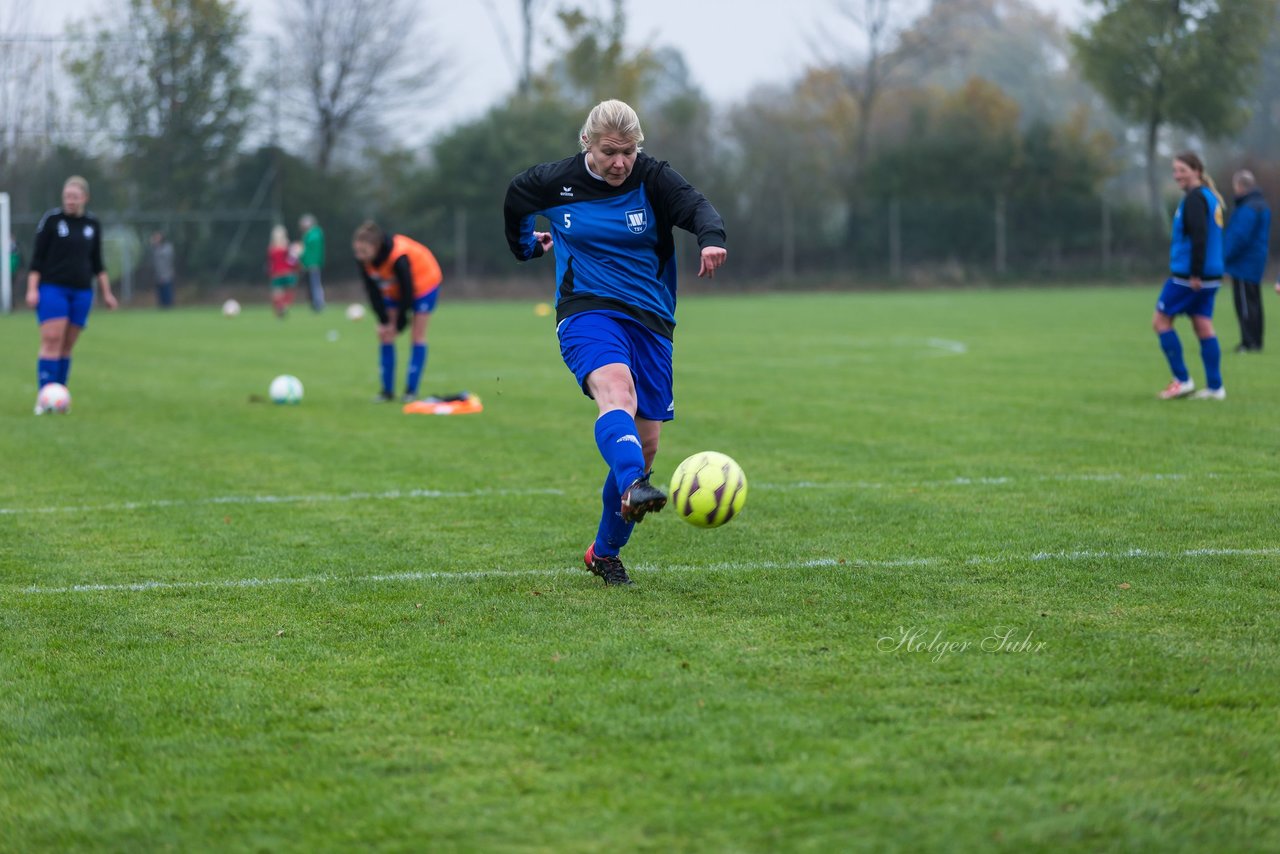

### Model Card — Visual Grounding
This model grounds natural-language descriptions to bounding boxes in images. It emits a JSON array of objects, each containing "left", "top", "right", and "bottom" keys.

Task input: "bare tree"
[
  {"left": 823, "top": 0, "right": 932, "bottom": 180},
  {"left": 276, "top": 0, "right": 450, "bottom": 172},
  {"left": 481, "top": 0, "right": 550, "bottom": 95}
]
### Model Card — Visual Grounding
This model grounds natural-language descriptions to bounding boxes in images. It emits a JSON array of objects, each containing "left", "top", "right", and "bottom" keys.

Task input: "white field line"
[
  {"left": 757, "top": 472, "right": 1215, "bottom": 491},
  {"left": 753, "top": 337, "right": 969, "bottom": 365},
  {"left": 18, "top": 548, "right": 1280, "bottom": 596},
  {"left": 0, "top": 472, "right": 1226, "bottom": 517},
  {"left": 920, "top": 337, "right": 968, "bottom": 355},
  {"left": 0, "top": 487, "right": 565, "bottom": 516}
]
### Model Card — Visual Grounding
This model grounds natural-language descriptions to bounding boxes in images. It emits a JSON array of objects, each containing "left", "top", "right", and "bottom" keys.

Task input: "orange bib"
[{"left": 362, "top": 234, "right": 442, "bottom": 301}]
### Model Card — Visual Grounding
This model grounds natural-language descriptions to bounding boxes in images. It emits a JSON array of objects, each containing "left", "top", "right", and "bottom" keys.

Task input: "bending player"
[{"left": 352, "top": 221, "right": 444, "bottom": 402}]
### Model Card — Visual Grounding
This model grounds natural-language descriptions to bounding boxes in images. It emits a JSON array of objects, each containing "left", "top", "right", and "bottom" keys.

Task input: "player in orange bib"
[{"left": 353, "top": 221, "right": 443, "bottom": 402}]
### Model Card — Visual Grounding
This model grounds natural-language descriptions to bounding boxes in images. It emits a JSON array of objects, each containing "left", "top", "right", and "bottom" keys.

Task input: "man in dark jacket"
[{"left": 1224, "top": 170, "right": 1271, "bottom": 352}]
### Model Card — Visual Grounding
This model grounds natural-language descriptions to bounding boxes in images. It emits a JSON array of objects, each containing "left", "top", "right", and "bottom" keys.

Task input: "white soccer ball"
[
  {"left": 346, "top": 303, "right": 366, "bottom": 321},
  {"left": 669, "top": 451, "right": 748, "bottom": 528},
  {"left": 222, "top": 299, "right": 242, "bottom": 317},
  {"left": 269, "top": 374, "right": 304, "bottom": 405},
  {"left": 36, "top": 383, "right": 72, "bottom": 415}
]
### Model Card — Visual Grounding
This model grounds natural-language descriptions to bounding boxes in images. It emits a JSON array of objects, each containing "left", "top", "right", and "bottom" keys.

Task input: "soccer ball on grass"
[
  {"left": 269, "top": 375, "right": 304, "bottom": 404},
  {"left": 222, "top": 299, "right": 241, "bottom": 317},
  {"left": 36, "top": 383, "right": 72, "bottom": 415},
  {"left": 669, "top": 451, "right": 747, "bottom": 528}
]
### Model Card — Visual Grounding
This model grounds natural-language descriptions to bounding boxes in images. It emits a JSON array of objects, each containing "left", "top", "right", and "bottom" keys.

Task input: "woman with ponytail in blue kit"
[{"left": 1154, "top": 151, "right": 1227, "bottom": 401}]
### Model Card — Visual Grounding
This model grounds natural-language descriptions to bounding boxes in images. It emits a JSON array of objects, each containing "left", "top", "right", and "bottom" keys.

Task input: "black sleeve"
[
  {"left": 503, "top": 163, "right": 551, "bottom": 261},
  {"left": 653, "top": 163, "right": 726, "bottom": 249},
  {"left": 1183, "top": 191, "right": 1209, "bottom": 278},
  {"left": 388, "top": 256, "right": 413, "bottom": 331},
  {"left": 29, "top": 211, "right": 55, "bottom": 274},
  {"left": 359, "top": 263, "right": 389, "bottom": 324},
  {"left": 392, "top": 256, "right": 415, "bottom": 317},
  {"left": 89, "top": 215, "right": 105, "bottom": 275}
]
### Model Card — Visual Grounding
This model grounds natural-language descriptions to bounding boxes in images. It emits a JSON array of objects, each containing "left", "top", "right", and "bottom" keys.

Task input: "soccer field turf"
[{"left": 2, "top": 288, "right": 1278, "bottom": 851}]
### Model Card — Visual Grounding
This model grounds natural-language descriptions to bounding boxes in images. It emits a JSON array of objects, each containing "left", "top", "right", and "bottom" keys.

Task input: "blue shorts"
[
  {"left": 385, "top": 288, "right": 439, "bottom": 314},
  {"left": 558, "top": 311, "right": 674, "bottom": 421},
  {"left": 37, "top": 284, "right": 94, "bottom": 327},
  {"left": 1156, "top": 278, "right": 1219, "bottom": 318}
]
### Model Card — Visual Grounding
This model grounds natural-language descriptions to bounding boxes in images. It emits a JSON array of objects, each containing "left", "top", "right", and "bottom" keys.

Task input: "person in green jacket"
[{"left": 298, "top": 213, "right": 326, "bottom": 312}]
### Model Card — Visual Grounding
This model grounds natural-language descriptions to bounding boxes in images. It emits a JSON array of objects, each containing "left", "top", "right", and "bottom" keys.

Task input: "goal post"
[{"left": 1, "top": 193, "right": 10, "bottom": 314}]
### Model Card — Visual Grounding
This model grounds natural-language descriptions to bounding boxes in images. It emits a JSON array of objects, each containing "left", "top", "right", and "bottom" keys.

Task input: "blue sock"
[
  {"left": 38, "top": 358, "right": 58, "bottom": 388},
  {"left": 594, "top": 409, "right": 647, "bottom": 496},
  {"left": 379, "top": 343, "right": 395, "bottom": 395},
  {"left": 57, "top": 358, "right": 71, "bottom": 386},
  {"left": 593, "top": 471, "right": 635, "bottom": 557},
  {"left": 1158, "top": 330, "right": 1189, "bottom": 382},
  {"left": 406, "top": 343, "right": 427, "bottom": 395},
  {"left": 1200, "top": 336, "right": 1222, "bottom": 390}
]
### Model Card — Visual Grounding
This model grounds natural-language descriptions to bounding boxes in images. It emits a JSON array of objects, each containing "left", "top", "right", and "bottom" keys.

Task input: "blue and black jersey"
[
  {"left": 1170, "top": 186, "right": 1224, "bottom": 282},
  {"left": 504, "top": 151, "right": 726, "bottom": 339},
  {"left": 29, "top": 208, "right": 105, "bottom": 289}
]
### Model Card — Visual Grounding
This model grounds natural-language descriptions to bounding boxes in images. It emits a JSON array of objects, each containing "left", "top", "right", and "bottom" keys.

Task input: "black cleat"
[
  {"left": 584, "top": 543, "right": 634, "bottom": 586},
  {"left": 620, "top": 475, "right": 667, "bottom": 523},
  {"left": 373, "top": 390, "right": 394, "bottom": 403}
]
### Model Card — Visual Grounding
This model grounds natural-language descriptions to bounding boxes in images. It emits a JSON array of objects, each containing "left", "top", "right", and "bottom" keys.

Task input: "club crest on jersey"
[
  {"left": 57, "top": 220, "right": 69, "bottom": 238},
  {"left": 625, "top": 208, "right": 648, "bottom": 234}
]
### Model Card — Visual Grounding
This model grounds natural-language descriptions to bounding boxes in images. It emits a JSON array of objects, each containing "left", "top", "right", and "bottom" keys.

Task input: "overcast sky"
[{"left": 23, "top": 0, "right": 1086, "bottom": 140}]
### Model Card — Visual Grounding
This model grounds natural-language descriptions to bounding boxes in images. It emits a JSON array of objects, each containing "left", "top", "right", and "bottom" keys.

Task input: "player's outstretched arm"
[{"left": 504, "top": 163, "right": 553, "bottom": 261}]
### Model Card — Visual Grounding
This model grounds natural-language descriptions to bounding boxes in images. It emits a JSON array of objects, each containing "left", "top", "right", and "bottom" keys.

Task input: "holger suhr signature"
[{"left": 877, "top": 626, "right": 1047, "bottom": 662}]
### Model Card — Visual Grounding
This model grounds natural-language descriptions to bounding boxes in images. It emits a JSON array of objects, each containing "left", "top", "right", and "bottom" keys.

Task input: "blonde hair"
[
  {"left": 63, "top": 175, "right": 90, "bottom": 196},
  {"left": 270, "top": 225, "right": 289, "bottom": 248},
  {"left": 579, "top": 99, "right": 644, "bottom": 151}
]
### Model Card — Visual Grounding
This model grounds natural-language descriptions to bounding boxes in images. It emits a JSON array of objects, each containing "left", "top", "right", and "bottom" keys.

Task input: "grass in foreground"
[{"left": 1, "top": 287, "right": 1278, "bottom": 851}]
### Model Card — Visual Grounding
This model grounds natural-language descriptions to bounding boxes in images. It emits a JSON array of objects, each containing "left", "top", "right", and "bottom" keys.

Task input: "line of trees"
[{"left": 1, "top": 0, "right": 1277, "bottom": 298}]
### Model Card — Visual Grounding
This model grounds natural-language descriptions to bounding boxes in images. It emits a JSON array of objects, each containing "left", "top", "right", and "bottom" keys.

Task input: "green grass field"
[{"left": 2, "top": 288, "right": 1278, "bottom": 851}]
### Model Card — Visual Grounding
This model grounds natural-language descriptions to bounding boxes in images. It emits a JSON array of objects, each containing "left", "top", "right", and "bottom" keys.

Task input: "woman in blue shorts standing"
[
  {"left": 26, "top": 175, "right": 118, "bottom": 413},
  {"left": 504, "top": 99, "right": 728, "bottom": 586},
  {"left": 1154, "top": 152, "right": 1227, "bottom": 401}
]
